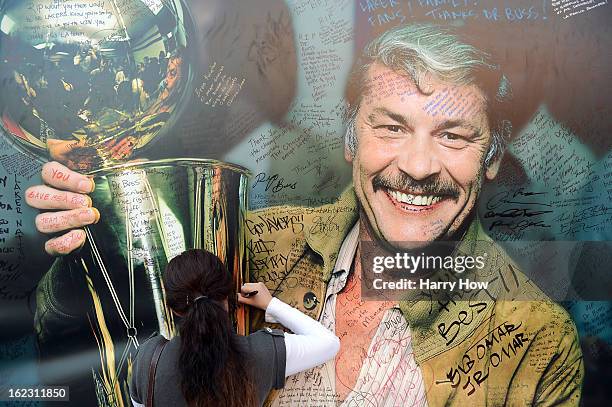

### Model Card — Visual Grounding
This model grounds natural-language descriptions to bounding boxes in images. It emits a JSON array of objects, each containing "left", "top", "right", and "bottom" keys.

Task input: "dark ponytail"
[{"left": 164, "top": 249, "right": 257, "bottom": 407}]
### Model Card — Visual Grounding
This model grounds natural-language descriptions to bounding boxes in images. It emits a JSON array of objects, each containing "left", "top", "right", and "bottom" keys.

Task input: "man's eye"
[
  {"left": 441, "top": 132, "right": 462, "bottom": 141},
  {"left": 439, "top": 132, "right": 471, "bottom": 149},
  {"left": 378, "top": 125, "right": 402, "bottom": 133}
]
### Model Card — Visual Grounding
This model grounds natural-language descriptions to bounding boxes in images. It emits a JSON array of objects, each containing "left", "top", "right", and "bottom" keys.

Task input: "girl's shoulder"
[
  {"left": 244, "top": 328, "right": 286, "bottom": 391},
  {"left": 134, "top": 334, "right": 168, "bottom": 362}
]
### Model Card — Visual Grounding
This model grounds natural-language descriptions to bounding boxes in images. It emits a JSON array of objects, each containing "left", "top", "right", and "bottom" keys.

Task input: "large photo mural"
[{"left": 0, "top": 0, "right": 610, "bottom": 406}]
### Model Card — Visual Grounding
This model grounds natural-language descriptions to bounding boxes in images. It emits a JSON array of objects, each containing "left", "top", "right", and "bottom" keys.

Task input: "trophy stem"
[{"left": 144, "top": 258, "right": 172, "bottom": 339}]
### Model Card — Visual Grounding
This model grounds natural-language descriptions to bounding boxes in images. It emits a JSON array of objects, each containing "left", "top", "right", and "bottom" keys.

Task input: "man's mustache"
[{"left": 372, "top": 173, "right": 460, "bottom": 200}]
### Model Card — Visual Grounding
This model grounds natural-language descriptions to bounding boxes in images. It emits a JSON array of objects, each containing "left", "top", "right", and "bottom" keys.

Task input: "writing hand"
[{"left": 237, "top": 282, "right": 273, "bottom": 311}]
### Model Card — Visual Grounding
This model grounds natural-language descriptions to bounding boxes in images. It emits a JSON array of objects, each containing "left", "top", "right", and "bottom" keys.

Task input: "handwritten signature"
[
  {"left": 486, "top": 188, "right": 550, "bottom": 210},
  {"left": 253, "top": 172, "right": 297, "bottom": 193},
  {"left": 485, "top": 188, "right": 553, "bottom": 232}
]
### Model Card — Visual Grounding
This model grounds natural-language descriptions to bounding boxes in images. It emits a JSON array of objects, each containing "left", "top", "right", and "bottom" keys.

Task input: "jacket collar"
[
  {"left": 396, "top": 215, "right": 497, "bottom": 362},
  {"left": 303, "top": 186, "right": 359, "bottom": 282}
]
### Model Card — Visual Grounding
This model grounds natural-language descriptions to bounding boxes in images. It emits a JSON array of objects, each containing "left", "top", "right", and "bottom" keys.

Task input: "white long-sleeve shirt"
[{"left": 265, "top": 297, "right": 340, "bottom": 377}]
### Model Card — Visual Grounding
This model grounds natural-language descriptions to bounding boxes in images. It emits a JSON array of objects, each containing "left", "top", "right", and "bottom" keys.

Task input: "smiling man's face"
[{"left": 347, "top": 63, "right": 501, "bottom": 247}]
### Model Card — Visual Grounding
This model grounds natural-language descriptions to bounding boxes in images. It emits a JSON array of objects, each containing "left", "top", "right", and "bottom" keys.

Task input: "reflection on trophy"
[
  {"left": 0, "top": 0, "right": 193, "bottom": 171},
  {"left": 0, "top": 1, "right": 250, "bottom": 405}
]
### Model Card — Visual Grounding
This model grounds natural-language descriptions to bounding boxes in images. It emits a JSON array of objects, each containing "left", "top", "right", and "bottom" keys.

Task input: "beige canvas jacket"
[{"left": 247, "top": 187, "right": 583, "bottom": 406}]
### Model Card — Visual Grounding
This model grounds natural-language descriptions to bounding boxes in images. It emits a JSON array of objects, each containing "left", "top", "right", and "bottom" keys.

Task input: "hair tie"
[
  {"left": 193, "top": 295, "right": 208, "bottom": 304},
  {"left": 186, "top": 295, "right": 209, "bottom": 306}
]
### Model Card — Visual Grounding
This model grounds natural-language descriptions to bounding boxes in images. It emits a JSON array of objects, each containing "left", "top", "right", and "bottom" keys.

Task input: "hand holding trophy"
[{"left": 0, "top": 1, "right": 249, "bottom": 405}]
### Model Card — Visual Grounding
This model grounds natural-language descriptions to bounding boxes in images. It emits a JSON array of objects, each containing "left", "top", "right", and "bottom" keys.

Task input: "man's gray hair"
[{"left": 344, "top": 24, "right": 512, "bottom": 166}]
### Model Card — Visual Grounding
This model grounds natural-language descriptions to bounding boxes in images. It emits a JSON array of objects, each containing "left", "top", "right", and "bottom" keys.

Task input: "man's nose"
[{"left": 396, "top": 136, "right": 442, "bottom": 180}]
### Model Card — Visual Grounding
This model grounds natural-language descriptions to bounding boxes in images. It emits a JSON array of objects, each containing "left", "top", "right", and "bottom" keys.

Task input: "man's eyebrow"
[
  {"left": 434, "top": 119, "right": 482, "bottom": 134},
  {"left": 367, "top": 107, "right": 413, "bottom": 128}
]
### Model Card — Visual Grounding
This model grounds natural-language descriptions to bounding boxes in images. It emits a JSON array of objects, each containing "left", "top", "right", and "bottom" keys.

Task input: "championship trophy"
[{"left": 0, "top": 1, "right": 249, "bottom": 405}]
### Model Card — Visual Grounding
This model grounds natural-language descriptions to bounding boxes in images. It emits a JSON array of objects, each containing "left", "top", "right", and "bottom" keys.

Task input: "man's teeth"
[{"left": 387, "top": 189, "right": 442, "bottom": 206}]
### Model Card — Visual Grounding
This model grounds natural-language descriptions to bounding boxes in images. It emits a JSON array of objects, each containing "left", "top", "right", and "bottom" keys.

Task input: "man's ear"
[
  {"left": 344, "top": 144, "right": 354, "bottom": 163},
  {"left": 485, "top": 154, "right": 502, "bottom": 180}
]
